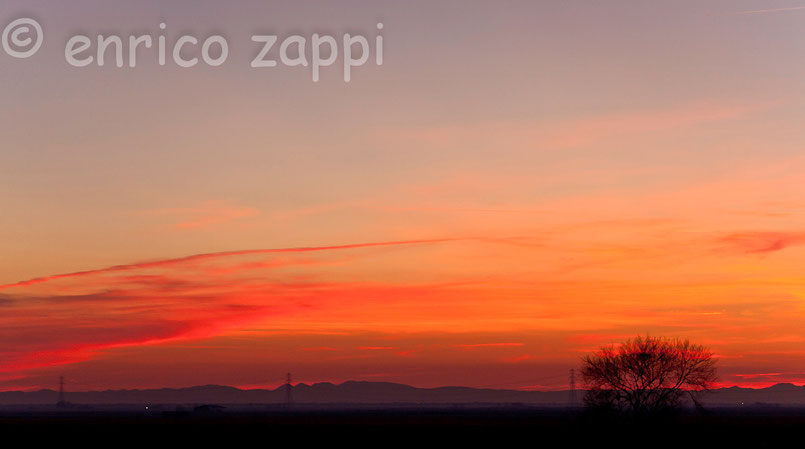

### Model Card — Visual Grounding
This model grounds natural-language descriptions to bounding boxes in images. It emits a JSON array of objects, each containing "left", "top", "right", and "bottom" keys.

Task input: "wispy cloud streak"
[
  {"left": 734, "top": 6, "right": 805, "bottom": 15},
  {"left": 0, "top": 239, "right": 459, "bottom": 291}
]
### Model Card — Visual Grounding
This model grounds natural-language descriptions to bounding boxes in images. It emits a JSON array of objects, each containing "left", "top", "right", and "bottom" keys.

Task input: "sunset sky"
[{"left": 3, "top": 0, "right": 805, "bottom": 392}]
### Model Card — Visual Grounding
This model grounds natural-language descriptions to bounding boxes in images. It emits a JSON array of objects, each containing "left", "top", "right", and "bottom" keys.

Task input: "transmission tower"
[
  {"left": 285, "top": 373, "right": 293, "bottom": 408},
  {"left": 57, "top": 376, "right": 67, "bottom": 408},
  {"left": 569, "top": 369, "right": 578, "bottom": 409}
]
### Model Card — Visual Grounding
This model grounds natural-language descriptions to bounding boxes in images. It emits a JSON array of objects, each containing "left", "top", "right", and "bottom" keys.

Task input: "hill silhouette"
[{"left": 1, "top": 381, "right": 803, "bottom": 406}]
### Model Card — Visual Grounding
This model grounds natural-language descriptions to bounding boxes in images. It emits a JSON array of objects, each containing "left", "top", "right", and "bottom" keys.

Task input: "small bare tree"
[{"left": 581, "top": 335, "right": 717, "bottom": 416}]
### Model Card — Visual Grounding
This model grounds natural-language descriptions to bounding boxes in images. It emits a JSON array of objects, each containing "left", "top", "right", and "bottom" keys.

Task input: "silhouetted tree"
[{"left": 581, "top": 335, "right": 717, "bottom": 417}]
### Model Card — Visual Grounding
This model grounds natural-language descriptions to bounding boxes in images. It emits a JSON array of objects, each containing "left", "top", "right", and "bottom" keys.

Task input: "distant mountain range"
[{"left": 1, "top": 381, "right": 804, "bottom": 407}]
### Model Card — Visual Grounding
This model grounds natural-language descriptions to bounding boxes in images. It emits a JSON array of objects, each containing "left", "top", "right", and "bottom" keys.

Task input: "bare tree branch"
[{"left": 580, "top": 335, "right": 718, "bottom": 416}]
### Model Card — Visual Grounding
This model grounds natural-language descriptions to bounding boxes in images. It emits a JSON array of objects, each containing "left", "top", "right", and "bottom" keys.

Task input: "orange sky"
[{"left": 2, "top": 1, "right": 805, "bottom": 391}]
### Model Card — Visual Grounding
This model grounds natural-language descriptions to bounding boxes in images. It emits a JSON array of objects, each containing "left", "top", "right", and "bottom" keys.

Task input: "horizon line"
[{"left": 4, "top": 380, "right": 803, "bottom": 394}]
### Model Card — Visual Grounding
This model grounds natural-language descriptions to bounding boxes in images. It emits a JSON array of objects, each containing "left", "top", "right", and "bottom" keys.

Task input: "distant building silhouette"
[{"left": 193, "top": 404, "right": 226, "bottom": 415}]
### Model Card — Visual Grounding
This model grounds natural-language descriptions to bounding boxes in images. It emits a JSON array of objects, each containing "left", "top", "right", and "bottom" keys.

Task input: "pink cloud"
[
  {"left": 718, "top": 231, "right": 805, "bottom": 254},
  {"left": 143, "top": 200, "right": 259, "bottom": 230},
  {"left": 455, "top": 343, "right": 525, "bottom": 349},
  {"left": 380, "top": 101, "right": 776, "bottom": 153}
]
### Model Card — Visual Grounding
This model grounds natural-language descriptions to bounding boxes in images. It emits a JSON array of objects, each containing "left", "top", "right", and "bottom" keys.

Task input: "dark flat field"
[{"left": 2, "top": 408, "right": 805, "bottom": 445}]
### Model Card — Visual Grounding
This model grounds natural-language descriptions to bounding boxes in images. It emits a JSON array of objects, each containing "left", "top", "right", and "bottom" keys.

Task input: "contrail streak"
[
  {"left": 734, "top": 6, "right": 805, "bottom": 15},
  {"left": 0, "top": 238, "right": 459, "bottom": 290}
]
